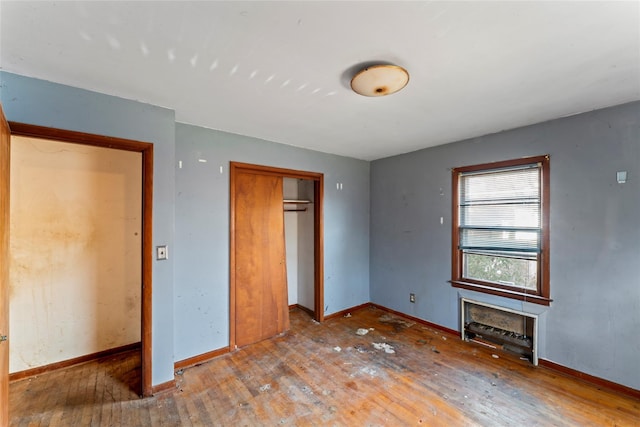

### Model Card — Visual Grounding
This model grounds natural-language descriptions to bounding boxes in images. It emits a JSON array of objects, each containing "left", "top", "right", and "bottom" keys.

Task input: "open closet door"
[
  {"left": 0, "top": 103, "right": 10, "bottom": 426},
  {"left": 233, "top": 169, "right": 289, "bottom": 348}
]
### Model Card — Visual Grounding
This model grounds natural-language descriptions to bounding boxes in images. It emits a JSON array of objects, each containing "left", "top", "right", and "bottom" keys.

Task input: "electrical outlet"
[
  {"left": 156, "top": 245, "right": 168, "bottom": 260},
  {"left": 409, "top": 293, "right": 416, "bottom": 303}
]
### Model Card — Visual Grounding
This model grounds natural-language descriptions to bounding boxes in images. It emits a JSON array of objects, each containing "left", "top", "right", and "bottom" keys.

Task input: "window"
[{"left": 451, "top": 156, "right": 551, "bottom": 305}]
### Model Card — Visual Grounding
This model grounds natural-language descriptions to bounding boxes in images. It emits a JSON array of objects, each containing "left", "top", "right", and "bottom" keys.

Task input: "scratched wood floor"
[{"left": 10, "top": 306, "right": 640, "bottom": 426}]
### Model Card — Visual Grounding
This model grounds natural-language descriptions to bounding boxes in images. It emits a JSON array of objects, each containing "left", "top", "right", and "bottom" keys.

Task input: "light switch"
[{"left": 157, "top": 245, "right": 168, "bottom": 260}]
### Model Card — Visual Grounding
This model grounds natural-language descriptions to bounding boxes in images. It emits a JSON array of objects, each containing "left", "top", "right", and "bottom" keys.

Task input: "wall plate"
[{"left": 157, "top": 245, "right": 168, "bottom": 260}]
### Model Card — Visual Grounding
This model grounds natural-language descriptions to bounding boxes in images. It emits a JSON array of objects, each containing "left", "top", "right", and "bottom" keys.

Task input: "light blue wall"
[
  {"left": 370, "top": 101, "right": 640, "bottom": 390},
  {"left": 1, "top": 71, "right": 176, "bottom": 386},
  {"left": 173, "top": 123, "right": 370, "bottom": 362}
]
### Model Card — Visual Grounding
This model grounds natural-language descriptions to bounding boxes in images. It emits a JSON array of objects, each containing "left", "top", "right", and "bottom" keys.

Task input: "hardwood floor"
[{"left": 10, "top": 306, "right": 640, "bottom": 426}]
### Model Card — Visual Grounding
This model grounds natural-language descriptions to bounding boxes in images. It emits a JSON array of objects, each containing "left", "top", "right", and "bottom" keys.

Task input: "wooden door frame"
[
  {"left": 6, "top": 122, "right": 154, "bottom": 397},
  {"left": 229, "top": 162, "right": 324, "bottom": 350},
  {"left": 0, "top": 105, "right": 10, "bottom": 426}
]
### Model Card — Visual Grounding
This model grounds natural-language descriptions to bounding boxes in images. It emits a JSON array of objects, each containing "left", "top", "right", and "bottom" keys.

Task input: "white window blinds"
[{"left": 459, "top": 163, "right": 541, "bottom": 259}]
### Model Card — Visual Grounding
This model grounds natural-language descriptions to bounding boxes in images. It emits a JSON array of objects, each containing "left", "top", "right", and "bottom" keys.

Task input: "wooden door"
[
  {"left": 233, "top": 170, "right": 289, "bottom": 348},
  {"left": 0, "top": 104, "right": 10, "bottom": 426}
]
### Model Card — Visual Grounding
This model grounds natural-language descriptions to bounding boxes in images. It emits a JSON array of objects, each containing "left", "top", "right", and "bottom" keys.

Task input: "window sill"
[{"left": 450, "top": 280, "right": 552, "bottom": 306}]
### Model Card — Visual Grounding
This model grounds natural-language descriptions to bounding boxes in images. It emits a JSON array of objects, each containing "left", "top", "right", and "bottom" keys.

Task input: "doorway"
[
  {"left": 229, "top": 162, "right": 324, "bottom": 350},
  {"left": 4, "top": 122, "right": 153, "bottom": 397},
  {"left": 284, "top": 177, "right": 316, "bottom": 314}
]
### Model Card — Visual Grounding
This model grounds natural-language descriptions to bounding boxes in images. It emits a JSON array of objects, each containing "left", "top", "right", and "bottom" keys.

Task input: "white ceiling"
[{"left": 1, "top": 1, "right": 639, "bottom": 161}]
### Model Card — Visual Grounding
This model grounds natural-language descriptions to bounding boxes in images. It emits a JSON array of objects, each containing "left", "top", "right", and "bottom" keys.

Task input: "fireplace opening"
[{"left": 460, "top": 298, "right": 538, "bottom": 365}]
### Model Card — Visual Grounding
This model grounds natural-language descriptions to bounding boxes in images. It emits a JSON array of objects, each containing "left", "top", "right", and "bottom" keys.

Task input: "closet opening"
[
  {"left": 284, "top": 178, "right": 316, "bottom": 317},
  {"left": 229, "top": 162, "right": 324, "bottom": 350}
]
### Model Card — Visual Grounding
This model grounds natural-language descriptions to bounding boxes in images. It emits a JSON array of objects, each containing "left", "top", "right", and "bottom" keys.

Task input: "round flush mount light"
[{"left": 350, "top": 64, "right": 409, "bottom": 97}]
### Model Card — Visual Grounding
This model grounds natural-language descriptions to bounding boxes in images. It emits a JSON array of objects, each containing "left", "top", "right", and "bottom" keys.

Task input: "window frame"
[{"left": 450, "top": 155, "right": 551, "bottom": 305}]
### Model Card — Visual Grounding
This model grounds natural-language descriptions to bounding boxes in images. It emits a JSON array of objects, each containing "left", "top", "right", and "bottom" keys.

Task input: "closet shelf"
[{"left": 283, "top": 199, "right": 312, "bottom": 204}]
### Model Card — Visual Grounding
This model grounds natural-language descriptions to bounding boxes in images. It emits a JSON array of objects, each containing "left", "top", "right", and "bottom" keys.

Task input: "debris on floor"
[
  {"left": 492, "top": 354, "right": 500, "bottom": 359},
  {"left": 379, "top": 314, "right": 416, "bottom": 331},
  {"left": 356, "top": 328, "right": 369, "bottom": 336},
  {"left": 360, "top": 366, "right": 378, "bottom": 377},
  {"left": 333, "top": 346, "right": 342, "bottom": 352},
  {"left": 344, "top": 313, "right": 352, "bottom": 318},
  {"left": 259, "top": 384, "right": 271, "bottom": 392},
  {"left": 372, "top": 342, "right": 396, "bottom": 354},
  {"left": 431, "top": 346, "right": 440, "bottom": 354},
  {"left": 354, "top": 344, "right": 368, "bottom": 353}
]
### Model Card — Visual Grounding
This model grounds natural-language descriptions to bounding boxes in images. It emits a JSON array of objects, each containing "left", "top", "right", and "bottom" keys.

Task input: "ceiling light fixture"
[{"left": 350, "top": 64, "right": 409, "bottom": 97}]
